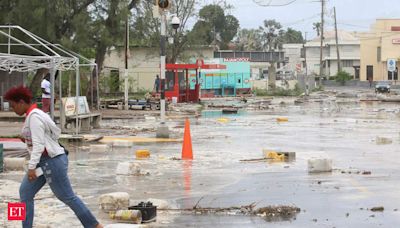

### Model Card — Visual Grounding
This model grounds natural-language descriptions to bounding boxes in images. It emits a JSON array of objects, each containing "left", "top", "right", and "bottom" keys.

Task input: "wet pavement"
[{"left": 2, "top": 87, "right": 400, "bottom": 227}]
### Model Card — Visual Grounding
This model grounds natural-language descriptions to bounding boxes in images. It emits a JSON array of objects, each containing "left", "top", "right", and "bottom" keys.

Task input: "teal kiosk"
[{"left": 190, "top": 58, "right": 251, "bottom": 97}]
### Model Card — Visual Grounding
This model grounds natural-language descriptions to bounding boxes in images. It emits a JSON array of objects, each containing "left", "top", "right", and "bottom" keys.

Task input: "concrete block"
[
  {"left": 99, "top": 192, "right": 130, "bottom": 212},
  {"left": 117, "top": 102, "right": 124, "bottom": 110},
  {"left": 4, "top": 157, "right": 27, "bottom": 171},
  {"left": 116, "top": 162, "right": 140, "bottom": 175},
  {"left": 156, "top": 125, "right": 170, "bottom": 138},
  {"left": 308, "top": 158, "right": 332, "bottom": 173},
  {"left": 90, "top": 144, "right": 110, "bottom": 153}
]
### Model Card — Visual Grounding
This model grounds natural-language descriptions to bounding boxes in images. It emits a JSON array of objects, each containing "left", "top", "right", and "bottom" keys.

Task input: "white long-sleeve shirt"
[{"left": 22, "top": 108, "right": 65, "bottom": 169}]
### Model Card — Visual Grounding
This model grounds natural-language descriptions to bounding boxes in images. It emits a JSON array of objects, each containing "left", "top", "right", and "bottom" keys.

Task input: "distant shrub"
[{"left": 335, "top": 71, "right": 352, "bottom": 85}]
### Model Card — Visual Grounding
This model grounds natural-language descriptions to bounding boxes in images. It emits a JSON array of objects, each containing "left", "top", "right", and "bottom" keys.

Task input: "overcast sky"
[{"left": 199, "top": 0, "right": 400, "bottom": 39}]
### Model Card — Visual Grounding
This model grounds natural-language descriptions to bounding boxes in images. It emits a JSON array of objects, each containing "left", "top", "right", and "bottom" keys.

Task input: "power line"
[
  {"left": 282, "top": 13, "right": 321, "bottom": 27},
  {"left": 253, "top": 0, "right": 298, "bottom": 7}
]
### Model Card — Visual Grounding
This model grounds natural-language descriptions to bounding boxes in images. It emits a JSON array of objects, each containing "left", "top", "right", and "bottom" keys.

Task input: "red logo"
[{"left": 8, "top": 202, "right": 26, "bottom": 221}]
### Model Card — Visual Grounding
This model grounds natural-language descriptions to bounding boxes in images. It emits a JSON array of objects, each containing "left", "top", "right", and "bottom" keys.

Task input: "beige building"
[
  {"left": 305, "top": 30, "right": 361, "bottom": 78},
  {"left": 102, "top": 46, "right": 214, "bottom": 92},
  {"left": 360, "top": 19, "right": 400, "bottom": 81}
]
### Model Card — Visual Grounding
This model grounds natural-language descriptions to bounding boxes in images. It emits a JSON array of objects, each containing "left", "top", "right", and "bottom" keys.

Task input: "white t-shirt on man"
[{"left": 41, "top": 79, "right": 51, "bottom": 98}]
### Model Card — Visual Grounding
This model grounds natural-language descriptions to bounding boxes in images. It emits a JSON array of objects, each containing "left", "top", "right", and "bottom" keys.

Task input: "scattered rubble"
[
  {"left": 370, "top": 206, "right": 384, "bottom": 212},
  {"left": 255, "top": 205, "right": 301, "bottom": 221},
  {"left": 375, "top": 136, "right": 392, "bottom": 145},
  {"left": 99, "top": 192, "right": 130, "bottom": 212}
]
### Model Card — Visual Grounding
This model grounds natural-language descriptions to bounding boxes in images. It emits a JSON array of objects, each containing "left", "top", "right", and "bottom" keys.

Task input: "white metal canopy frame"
[{"left": 0, "top": 25, "right": 99, "bottom": 135}]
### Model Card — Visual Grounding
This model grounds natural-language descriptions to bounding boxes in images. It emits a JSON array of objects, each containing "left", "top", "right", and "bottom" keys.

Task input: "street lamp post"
[
  {"left": 156, "top": 10, "right": 169, "bottom": 138},
  {"left": 156, "top": 1, "right": 180, "bottom": 138}
]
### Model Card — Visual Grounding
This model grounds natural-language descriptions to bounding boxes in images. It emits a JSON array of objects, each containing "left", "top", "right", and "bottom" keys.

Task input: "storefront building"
[{"left": 360, "top": 19, "right": 400, "bottom": 81}]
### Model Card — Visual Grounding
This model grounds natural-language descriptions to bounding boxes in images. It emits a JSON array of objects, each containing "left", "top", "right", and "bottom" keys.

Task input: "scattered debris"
[
  {"left": 265, "top": 151, "right": 285, "bottom": 161},
  {"left": 222, "top": 108, "right": 239, "bottom": 114},
  {"left": 217, "top": 117, "right": 230, "bottom": 123},
  {"left": 116, "top": 162, "right": 141, "bottom": 176},
  {"left": 370, "top": 206, "right": 384, "bottom": 212},
  {"left": 263, "top": 150, "right": 296, "bottom": 161},
  {"left": 240, "top": 158, "right": 270, "bottom": 162},
  {"left": 308, "top": 158, "right": 332, "bottom": 173},
  {"left": 276, "top": 117, "right": 288, "bottom": 122},
  {"left": 255, "top": 205, "right": 301, "bottom": 221},
  {"left": 375, "top": 137, "right": 392, "bottom": 145},
  {"left": 191, "top": 203, "right": 257, "bottom": 215},
  {"left": 136, "top": 149, "right": 150, "bottom": 159},
  {"left": 99, "top": 192, "right": 130, "bottom": 212}
]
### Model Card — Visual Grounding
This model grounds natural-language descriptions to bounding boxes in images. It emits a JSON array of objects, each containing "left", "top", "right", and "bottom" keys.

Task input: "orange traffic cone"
[{"left": 181, "top": 118, "right": 193, "bottom": 160}]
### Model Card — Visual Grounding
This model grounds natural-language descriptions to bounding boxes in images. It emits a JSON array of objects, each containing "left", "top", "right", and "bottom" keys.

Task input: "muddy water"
[{"left": 2, "top": 97, "right": 400, "bottom": 227}]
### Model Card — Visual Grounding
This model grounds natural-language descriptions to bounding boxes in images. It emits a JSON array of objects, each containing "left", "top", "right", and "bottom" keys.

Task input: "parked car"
[{"left": 375, "top": 81, "right": 391, "bottom": 93}]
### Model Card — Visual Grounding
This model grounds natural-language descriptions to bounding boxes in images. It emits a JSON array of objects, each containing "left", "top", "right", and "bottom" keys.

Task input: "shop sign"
[{"left": 392, "top": 38, "right": 400, "bottom": 44}]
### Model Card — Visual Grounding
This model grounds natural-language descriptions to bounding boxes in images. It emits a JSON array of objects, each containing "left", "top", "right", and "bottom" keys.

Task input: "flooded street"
[{"left": 2, "top": 88, "right": 400, "bottom": 227}]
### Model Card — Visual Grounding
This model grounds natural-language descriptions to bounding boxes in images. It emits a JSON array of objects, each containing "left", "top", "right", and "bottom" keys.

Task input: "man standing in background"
[
  {"left": 154, "top": 74, "right": 160, "bottom": 93},
  {"left": 41, "top": 73, "right": 51, "bottom": 113}
]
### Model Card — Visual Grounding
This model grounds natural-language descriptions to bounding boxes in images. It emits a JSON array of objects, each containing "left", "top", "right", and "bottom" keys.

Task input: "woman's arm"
[{"left": 27, "top": 114, "right": 46, "bottom": 170}]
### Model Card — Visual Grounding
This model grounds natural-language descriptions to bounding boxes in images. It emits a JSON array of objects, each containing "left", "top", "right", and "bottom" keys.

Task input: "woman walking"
[{"left": 4, "top": 86, "right": 103, "bottom": 228}]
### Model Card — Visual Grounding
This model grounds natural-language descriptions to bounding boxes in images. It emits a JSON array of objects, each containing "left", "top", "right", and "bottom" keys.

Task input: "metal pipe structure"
[
  {"left": 96, "top": 65, "right": 100, "bottom": 110},
  {"left": 59, "top": 70, "right": 64, "bottom": 130},
  {"left": 50, "top": 59, "right": 56, "bottom": 119},
  {"left": 7, "top": 27, "right": 10, "bottom": 54},
  {"left": 75, "top": 58, "right": 80, "bottom": 135}
]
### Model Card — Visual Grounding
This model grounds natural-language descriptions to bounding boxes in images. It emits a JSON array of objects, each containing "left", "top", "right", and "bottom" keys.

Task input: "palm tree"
[
  {"left": 235, "top": 28, "right": 262, "bottom": 51},
  {"left": 313, "top": 22, "right": 321, "bottom": 36},
  {"left": 259, "top": 19, "right": 283, "bottom": 51}
]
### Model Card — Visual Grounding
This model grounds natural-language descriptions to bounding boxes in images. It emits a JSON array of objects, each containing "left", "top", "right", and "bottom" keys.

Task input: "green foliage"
[
  {"left": 253, "top": 88, "right": 269, "bottom": 96},
  {"left": 234, "top": 28, "right": 263, "bottom": 51},
  {"left": 259, "top": 19, "right": 283, "bottom": 51},
  {"left": 59, "top": 70, "right": 90, "bottom": 97},
  {"left": 188, "top": 4, "right": 239, "bottom": 49},
  {"left": 335, "top": 70, "right": 352, "bottom": 85},
  {"left": 282, "top": 28, "right": 304, "bottom": 43},
  {"left": 313, "top": 22, "right": 321, "bottom": 36},
  {"left": 234, "top": 22, "right": 303, "bottom": 51}
]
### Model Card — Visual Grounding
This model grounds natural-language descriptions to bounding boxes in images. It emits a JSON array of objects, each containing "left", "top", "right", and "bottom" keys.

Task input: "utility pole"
[
  {"left": 304, "top": 32, "right": 309, "bottom": 96},
  {"left": 319, "top": 0, "right": 325, "bottom": 86},
  {"left": 124, "top": 15, "right": 129, "bottom": 110},
  {"left": 334, "top": 6, "right": 341, "bottom": 73}
]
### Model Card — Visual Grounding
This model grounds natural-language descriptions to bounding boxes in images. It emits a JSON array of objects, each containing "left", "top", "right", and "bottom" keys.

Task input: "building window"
[
  {"left": 342, "top": 60, "right": 353, "bottom": 67},
  {"left": 377, "top": 47, "right": 381, "bottom": 62}
]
